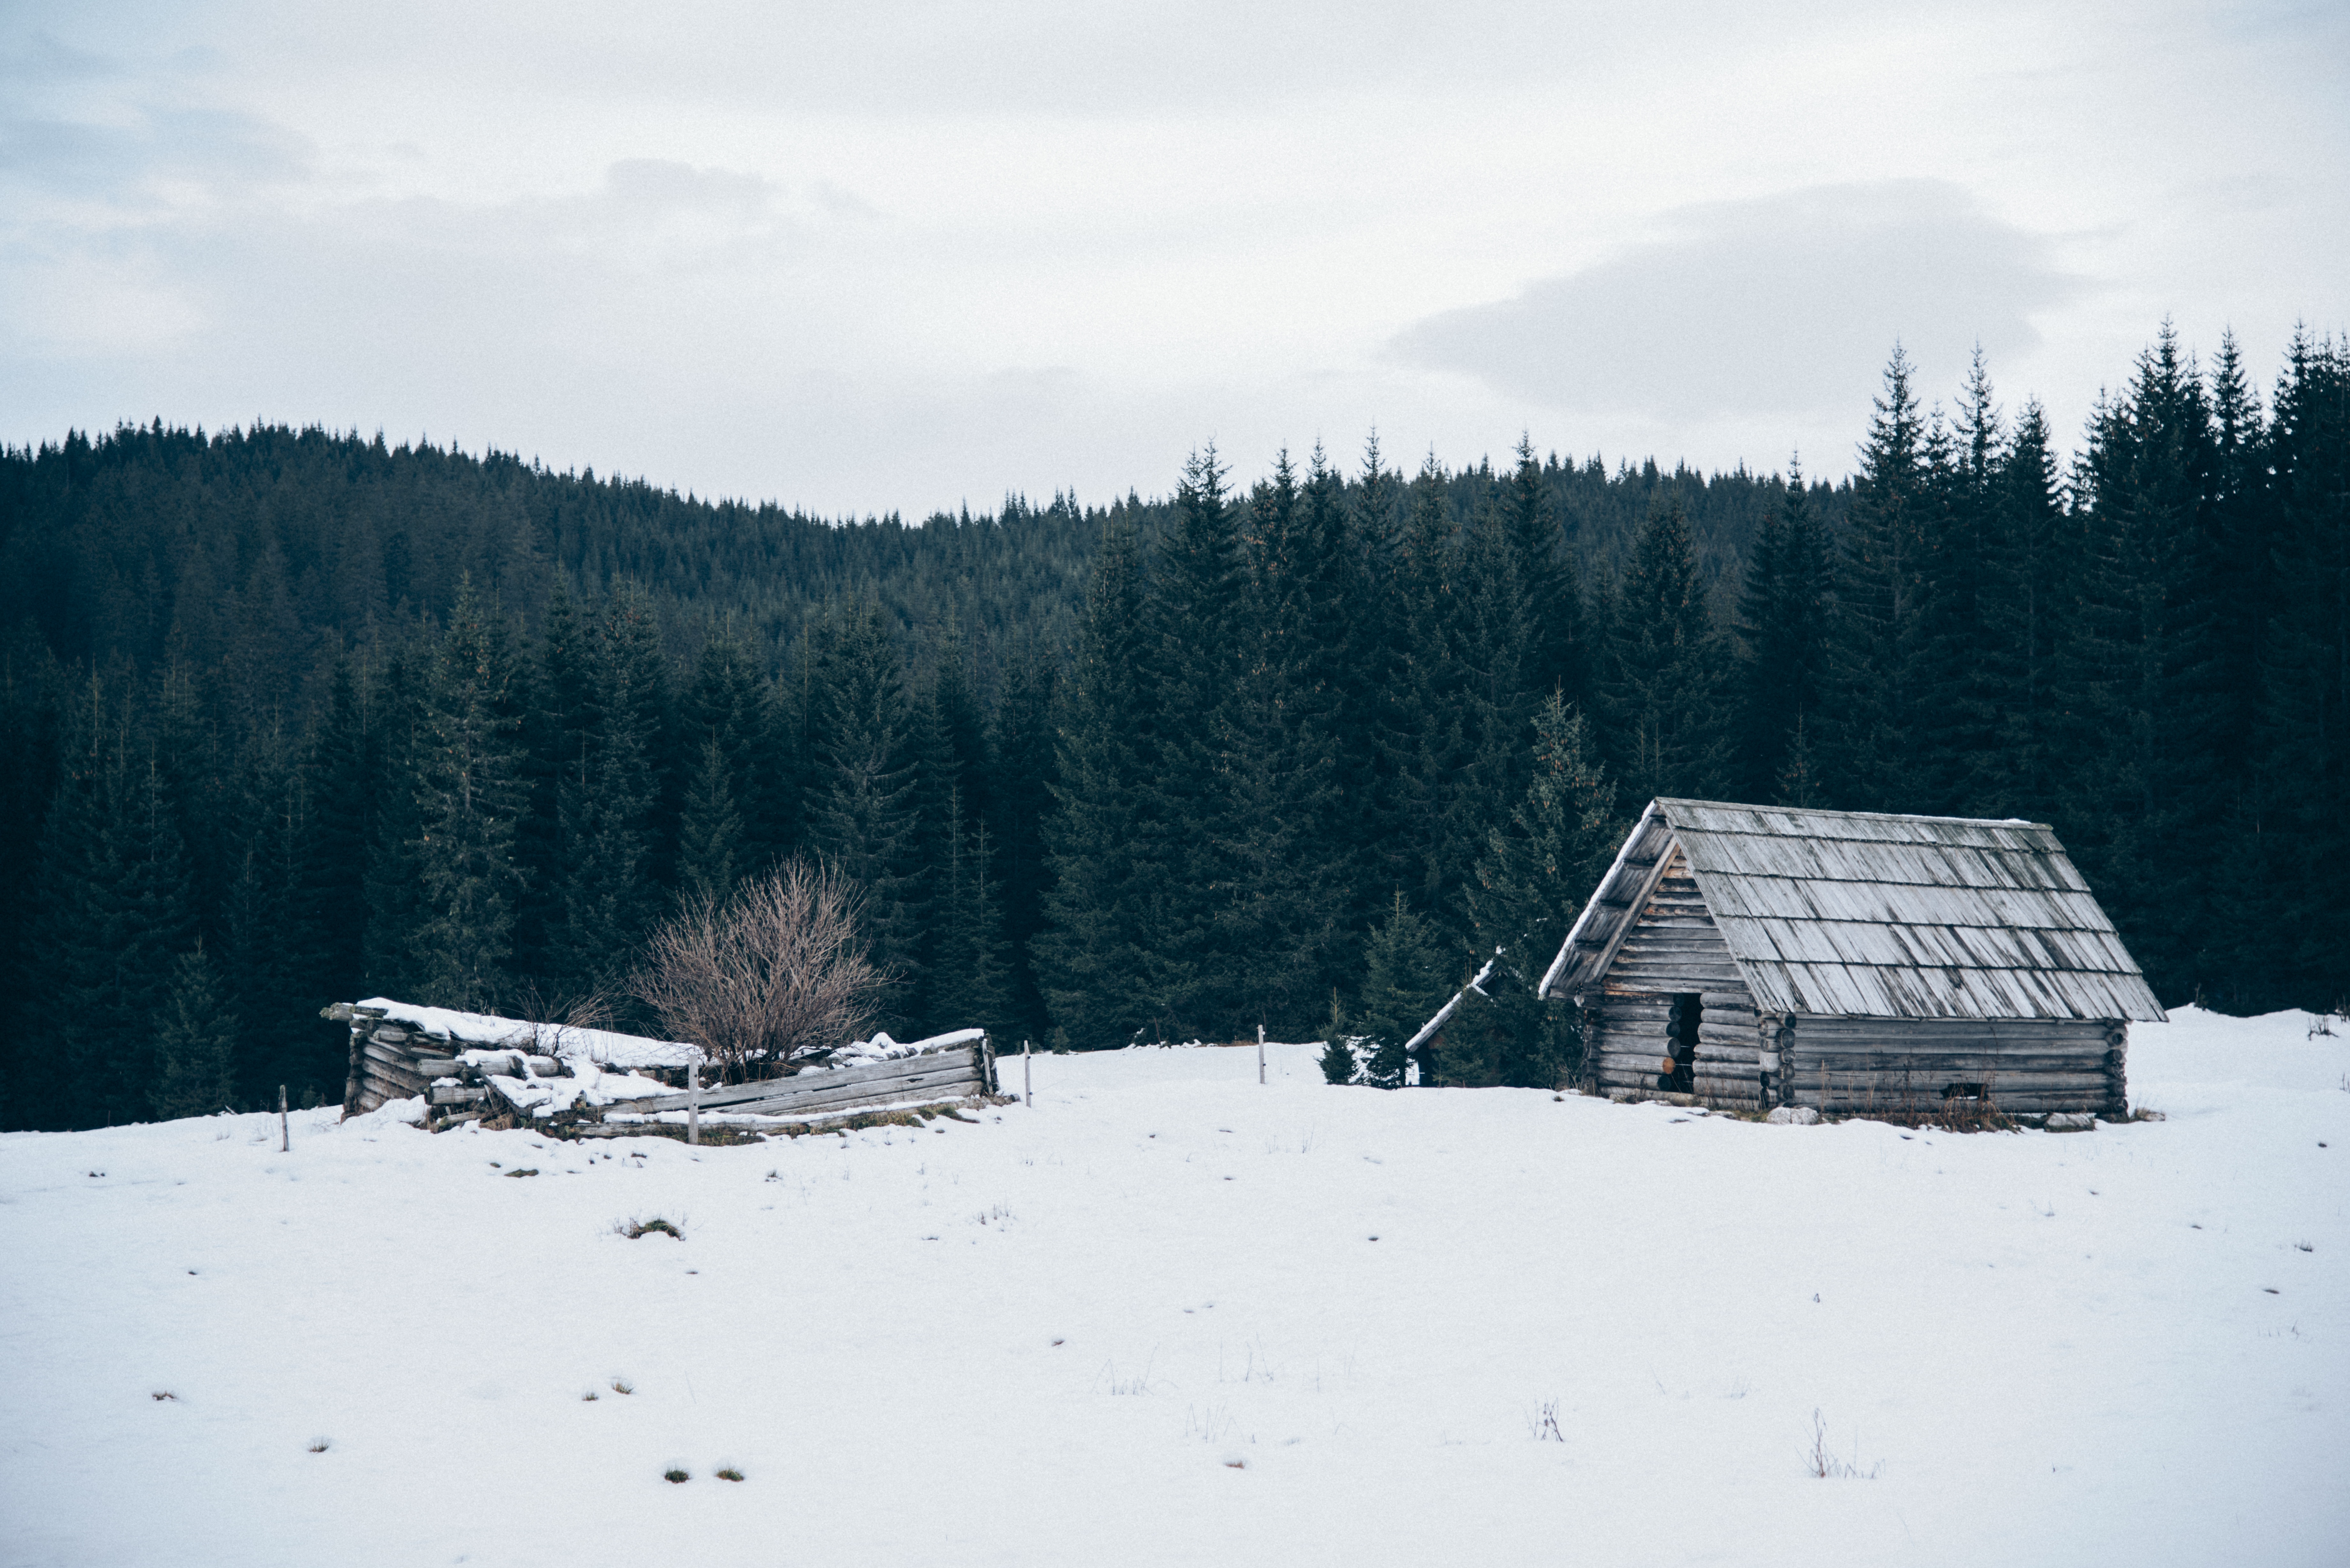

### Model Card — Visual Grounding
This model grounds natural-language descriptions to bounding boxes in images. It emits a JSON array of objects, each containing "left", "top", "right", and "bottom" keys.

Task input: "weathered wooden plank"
[
  {"left": 628, "top": 1046, "right": 980, "bottom": 1113},
  {"left": 427, "top": 1084, "right": 490, "bottom": 1106},
  {"left": 722, "top": 1066, "right": 983, "bottom": 1119},
  {"left": 728, "top": 1080, "right": 983, "bottom": 1121}
]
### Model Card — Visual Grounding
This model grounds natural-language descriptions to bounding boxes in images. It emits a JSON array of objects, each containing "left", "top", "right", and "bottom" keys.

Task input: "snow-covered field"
[{"left": 3, "top": 1008, "right": 2344, "bottom": 1567}]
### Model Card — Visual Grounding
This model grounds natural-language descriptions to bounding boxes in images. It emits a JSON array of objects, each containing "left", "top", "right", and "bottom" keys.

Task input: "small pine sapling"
[{"left": 1319, "top": 993, "right": 1357, "bottom": 1084}]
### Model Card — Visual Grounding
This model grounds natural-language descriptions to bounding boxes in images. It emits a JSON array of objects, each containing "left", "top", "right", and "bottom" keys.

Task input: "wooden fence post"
[
  {"left": 687, "top": 1063, "right": 701, "bottom": 1145},
  {"left": 279, "top": 1084, "right": 289, "bottom": 1152},
  {"left": 1023, "top": 1038, "right": 1033, "bottom": 1108},
  {"left": 1258, "top": 1024, "right": 1266, "bottom": 1086}
]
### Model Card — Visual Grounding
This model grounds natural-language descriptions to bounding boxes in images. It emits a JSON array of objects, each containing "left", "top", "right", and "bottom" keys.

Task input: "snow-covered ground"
[{"left": 3, "top": 1007, "right": 2344, "bottom": 1567}]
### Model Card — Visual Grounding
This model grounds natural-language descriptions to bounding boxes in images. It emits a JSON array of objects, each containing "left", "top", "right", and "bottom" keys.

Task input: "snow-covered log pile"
[
  {"left": 328, "top": 1001, "right": 996, "bottom": 1135},
  {"left": 326, "top": 999, "right": 694, "bottom": 1127}
]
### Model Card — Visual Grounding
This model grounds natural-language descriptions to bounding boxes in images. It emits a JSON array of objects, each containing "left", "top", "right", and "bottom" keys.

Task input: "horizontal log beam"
[{"left": 719, "top": 1066, "right": 983, "bottom": 1119}]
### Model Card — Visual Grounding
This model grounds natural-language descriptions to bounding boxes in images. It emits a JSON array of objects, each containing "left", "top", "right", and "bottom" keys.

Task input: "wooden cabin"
[{"left": 1537, "top": 799, "right": 2165, "bottom": 1116}]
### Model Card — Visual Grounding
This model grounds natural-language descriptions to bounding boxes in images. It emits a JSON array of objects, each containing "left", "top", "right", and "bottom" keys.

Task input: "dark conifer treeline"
[{"left": 2, "top": 325, "right": 2342, "bottom": 1127}]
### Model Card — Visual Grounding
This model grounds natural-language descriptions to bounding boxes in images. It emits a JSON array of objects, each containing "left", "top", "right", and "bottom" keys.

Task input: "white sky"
[{"left": 3, "top": 1, "right": 2344, "bottom": 517}]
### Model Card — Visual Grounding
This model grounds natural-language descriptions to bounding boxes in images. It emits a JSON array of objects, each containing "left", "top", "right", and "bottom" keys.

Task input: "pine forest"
[{"left": 2, "top": 326, "right": 2344, "bottom": 1130}]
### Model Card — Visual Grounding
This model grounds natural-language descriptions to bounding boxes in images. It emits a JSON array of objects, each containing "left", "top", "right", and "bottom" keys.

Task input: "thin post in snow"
[
  {"left": 1023, "top": 1038, "right": 1033, "bottom": 1108},
  {"left": 687, "top": 1062, "right": 701, "bottom": 1145},
  {"left": 1258, "top": 1024, "right": 1266, "bottom": 1086},
  {"left": 278, "top": 1084, "right": 289, "bottom": 1152}
]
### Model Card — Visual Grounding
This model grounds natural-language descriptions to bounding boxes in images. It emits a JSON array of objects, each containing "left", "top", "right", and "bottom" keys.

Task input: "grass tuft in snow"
[
  {"left": 308, "top": 1438, "right": 330, "bottom": 1454},
  {"left": 1529, "top": 1399, "right": 1565, "bottom": 1442},
  {"left": 618, "top": 1217, "right": 684, "bottom": 1240},
  {"left": 716, "top": 1467, "right": 745, "bottom": 1482},
  {"left": 1805, "top": 1410, "right": 1880, "bottom": 1479},
  {"left": 663, "top": 1468, "right": 689, "bottom": 1484},
  {"left": 610, "top": 1378, "right": 634, "bottom": 1395},
  {"left": 151, "top": 1391, "right": 177, "bottom": 1402}
]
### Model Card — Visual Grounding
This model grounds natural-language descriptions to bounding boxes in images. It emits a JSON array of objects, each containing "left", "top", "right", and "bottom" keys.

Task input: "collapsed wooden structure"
[
  {"left": 1538, "top": 799, "right": 2165, "bottom": 1116},
  {"left": 329, "top": 998, "right": 997, "bottom": 1135}
]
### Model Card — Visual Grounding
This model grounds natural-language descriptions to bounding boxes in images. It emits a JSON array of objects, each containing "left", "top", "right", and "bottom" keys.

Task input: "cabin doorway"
[{"left": 1660, "top": 992, "right": 1699, "bottom": 1093}]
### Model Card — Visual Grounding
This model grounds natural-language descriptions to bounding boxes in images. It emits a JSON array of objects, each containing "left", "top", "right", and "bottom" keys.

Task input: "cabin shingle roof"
[{"left": 1542, "top": 799, "right": 2166, "bottom": 1022}]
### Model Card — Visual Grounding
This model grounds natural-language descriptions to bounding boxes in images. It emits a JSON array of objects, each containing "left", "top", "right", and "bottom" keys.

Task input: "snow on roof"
[
  {"left": 351, "top": 998, "right": 705, "bottom": 1069},
  {"left": 1540, "top": 799, "right": 2166, "bottom": 1022}
]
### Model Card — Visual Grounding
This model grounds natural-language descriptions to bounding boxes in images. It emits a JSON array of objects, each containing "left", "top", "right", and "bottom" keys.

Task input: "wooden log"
[
  {"left": 1785, "top": 1035, "right": 2113, "bottom": 1056},
  {"left": 1699, "top": 991, "right": 1758, "bottom": 1008},
  {"left": 1787, "top": 1051, "right": 2115, "bottom": 1074},
  {"left": 427, "top": 1084, "right": 489, "bottom": 1106},
  {"left": 1787, "top": 1019, "right": 2116, "bottom": 1042},
  {"left": 364, "top": 1060, "right": 427, "bottom": 1093},
  {"left": 361, "top": 1037, "right": 422, "bottom": 1072}
]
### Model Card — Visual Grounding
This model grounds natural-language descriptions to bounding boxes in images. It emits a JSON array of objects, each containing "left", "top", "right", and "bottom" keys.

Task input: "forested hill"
[
  {"left": 2, "top": 325, "right": 2344, "bottom": 1133},
  {"left": 0, "top": 420, "right": 1818, "bottom": 707}
]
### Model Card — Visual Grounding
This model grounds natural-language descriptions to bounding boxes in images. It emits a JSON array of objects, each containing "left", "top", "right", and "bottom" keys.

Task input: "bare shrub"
[{"left": 632, "top": 857, "right": 886, "bottom": 1080}]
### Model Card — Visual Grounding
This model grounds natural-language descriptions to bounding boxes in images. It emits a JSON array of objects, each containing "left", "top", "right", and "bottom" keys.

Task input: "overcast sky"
[{"left": 4, "top": 1, "right": 2344, "bottom": 517}]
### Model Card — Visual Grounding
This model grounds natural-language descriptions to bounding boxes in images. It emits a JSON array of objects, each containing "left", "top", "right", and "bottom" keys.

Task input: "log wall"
[{"left": 1584, "top": 846, "right": 1766, "bottom": 1109}]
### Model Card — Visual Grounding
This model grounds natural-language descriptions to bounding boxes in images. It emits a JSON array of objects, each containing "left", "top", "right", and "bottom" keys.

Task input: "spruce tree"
[
  {"left": 1037, "top": 518, "right": 1161, "bottom": 1047},
  {"left": 804, "top": 599, "right": 927, "bottom": 1029},
  {"left": 410, "top": 579, "right": 528, "bottom": 1011},
  {"left": 298, "top": 655, "right": 373, "bottom": 1006},
  {"left": 1602, "top": 494, "right": 1727, "bottom": 804},
  {"left": 1466, "top": 693, "right": 1623, "bottom": 983},
  {"left": 929, "top": 802, "right": 1012, "bottom": 1040},
  {"left": 1827, "top": 346, "right": 1936, "bottom": 808},
  {"left": 1976, "top": 402, "right": 2072, "bottom": 818},
  {"left": 1733, "top": 459, "right": 1831, "bottom": 801},
  {"left": 677, "top": 734, "right": 743, "bottom": 906},
  {"left": 987, "top": 631, "right": 1059, "bottom": 1041},
  {"left": 1352, "top": 893, "right": 1450, "bottom": 1089},
  {"left": 2057, "top": 324, "right": 2229, "bottom": 999},
  {"left": 1141, "top": 448, "right": 1249, "bottom": 1036},
  {"left": 555, "top": 591, "right": 663, "bottom": 991},
  {"left": 1214, "top": 450, "right": 1349, "bottom": 1036},
  {"left": 2239, "top": 331, "right": 2349, "bottom": 1009},
  {"left": 362, "top": 648, "right": 428, "bottom": 999},
  {"left": 152, "top": 941, "right": 238, "bottom": 1119}
]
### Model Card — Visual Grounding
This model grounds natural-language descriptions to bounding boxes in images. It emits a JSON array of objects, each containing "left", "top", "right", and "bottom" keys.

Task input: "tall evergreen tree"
[
  {"left": 1036, "top": 519, "right": 1160, "bottom": 1047},
  {"left": 804, "top": 599, "right": 927, "bottom": 1029},
  {"left": 410, "top": 579, "right": 528, "bottom": 1010},
  {"left": 1602, "top": 494, "right": 1727, "bottom": 804},
  {"left": 152, "top": 941, "right": 238, "bottom": 1119},
  {"left": 1733, "top": 459, "right": 1831, "bottom": 802},
  {"left": 929, "top": 800, "right": 1012, "bottom": 1041},
  {"left": 987, "top": 631, "right": 1059, "bottom": 1042},
  {"left": 1975, "top": 400, "right": 2072, "bottom": 818},
  {"left": 1827, "top": 346, "right": 1936, "bottom": 807},
  {"left": 677, "top": 734, "right": 744, "bottom": 906},
  {"left": 554, "top": 590, "right": 664, "bottom": 991},
  {"left": 1141, "top": 448, "right": 1250, "bottom": 1036},
  {"left": 2058, "top": 324, "right": 2229, "bottom": 999}
]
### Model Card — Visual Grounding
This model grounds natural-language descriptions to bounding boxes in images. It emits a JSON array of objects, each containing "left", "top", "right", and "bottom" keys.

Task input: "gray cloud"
[{"left": 1389, "top": 180, "right": 2084, "bottom": 418}]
